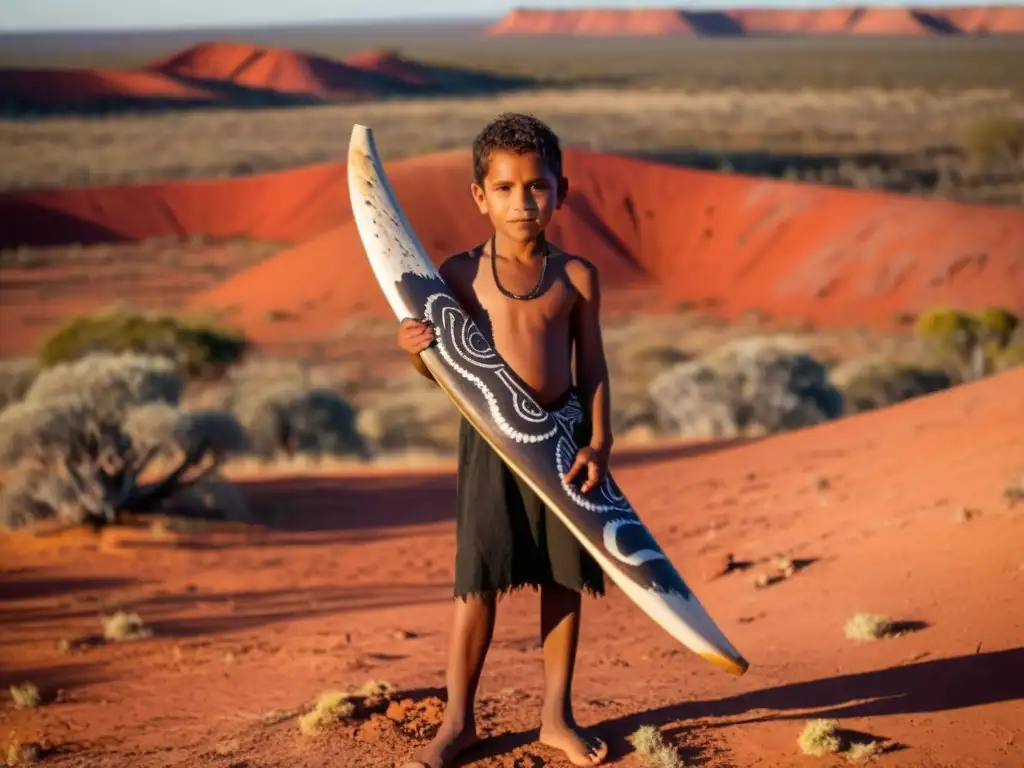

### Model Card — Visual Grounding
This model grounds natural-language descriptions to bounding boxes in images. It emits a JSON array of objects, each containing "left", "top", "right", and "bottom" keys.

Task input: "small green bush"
[
  {"left": 914, "top": 306, "right": 1021, "bottom": 377},
  {"left": 38, "top": 310, "right": 248, "bottom": 379},
  {"left": 976, "top": 307, "right": 1019, "bottom": 347},
  {"left": 913, "top": 307, "right": 979, "bottom": 346}
]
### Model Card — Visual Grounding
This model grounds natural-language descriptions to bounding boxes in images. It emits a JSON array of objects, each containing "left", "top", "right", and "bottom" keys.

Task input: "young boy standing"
[{"left": 396, "top": 113, "right": 612, "bottom": 768}]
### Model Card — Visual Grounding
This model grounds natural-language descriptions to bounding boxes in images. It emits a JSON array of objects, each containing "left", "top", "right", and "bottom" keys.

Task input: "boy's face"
[{"left": 471, "top": 150, "right": 568, "bottom": 244}]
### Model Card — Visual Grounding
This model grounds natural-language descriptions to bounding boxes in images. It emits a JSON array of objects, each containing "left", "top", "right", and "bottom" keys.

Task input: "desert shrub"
[
  {"left": 0, "top": 352, "right": 248, "bottom": 530},
  {"left": 976, "top": 307, "right": 1019, "bottom": 348},
  {"left": 829, "top": 356, "right": 952, "bottom": 414},
  {"left": 356, "top": 384, "right": 460, "bottom": 457},
  {"left": 798, "top": 719, "right": 841, "bottom": 757},
  {"left": 914, "top": 306, "right": 1021, "bottom": 377},
  {"left": 994, "top": 331, "right": 1024, "bottom": 373},
  {"left": 963, "top": 116, "right": 1024, "bottom": 166},
  {"left": 844, "top": 612, "right": 894, "bottom": 641},
  {"left": 197, "top": 359, "right": 366, "bottom": 460},
  {"left": 0, "top": 358, "right": 38, "bottom": 412},
  {"left": 38, "top": 309, "right": 248, "bottom": 379},
  {"left": 913, "top": 307, "right": 979, "bottom": 349},
  {"left": 647, "top": 336, "right": 844, "bottom": 438},
  {"left": 299, "top": 691, "right": 356, "bottom": 736},
  {"left": 9, "top": 682, "right": 41, "bottom": 709}
]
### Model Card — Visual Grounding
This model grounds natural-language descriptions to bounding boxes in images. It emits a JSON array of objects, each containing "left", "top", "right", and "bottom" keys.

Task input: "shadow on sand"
[{"left": 461, "top": 647, "right": 1024, "bottom": 764}]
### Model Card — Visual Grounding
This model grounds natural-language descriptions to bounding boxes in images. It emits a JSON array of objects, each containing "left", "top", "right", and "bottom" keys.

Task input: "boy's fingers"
[{"left": 564, "top": 456, "right": 584, "bottom": 483}]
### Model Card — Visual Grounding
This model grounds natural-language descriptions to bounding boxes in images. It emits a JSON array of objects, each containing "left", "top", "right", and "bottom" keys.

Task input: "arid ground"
[{"left": 1, "top": 15, "right": 1023, "bottom": 768}]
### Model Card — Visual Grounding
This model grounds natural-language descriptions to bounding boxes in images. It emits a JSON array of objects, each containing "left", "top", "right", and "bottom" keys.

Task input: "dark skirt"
[{"left": 452, "top": 387, "right": 605, "bottom": 601}]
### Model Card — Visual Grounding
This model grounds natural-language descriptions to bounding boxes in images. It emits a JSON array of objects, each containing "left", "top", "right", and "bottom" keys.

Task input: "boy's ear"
[
  {"left": 470, "top": 182, "right": 488, "bottom": 215},
  {"left": 556, "top": 176, "right": 569, "bottom": 209}
]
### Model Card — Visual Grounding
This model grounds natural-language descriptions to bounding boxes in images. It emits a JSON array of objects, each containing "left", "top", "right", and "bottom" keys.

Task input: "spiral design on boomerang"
[{"left": 424, "top": 293, "right": 556, "bottom": 444}]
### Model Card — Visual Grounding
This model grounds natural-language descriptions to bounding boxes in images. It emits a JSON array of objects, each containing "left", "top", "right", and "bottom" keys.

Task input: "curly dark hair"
[{"left": 472, "top": 112, "right": 563, "bottom": 185}]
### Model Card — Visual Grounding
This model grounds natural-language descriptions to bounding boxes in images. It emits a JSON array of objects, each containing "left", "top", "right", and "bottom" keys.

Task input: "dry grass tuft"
[
  {"left": 844, "top": 613, "right": 895, "bottom": 641},
  {"left": 102, "top": 611, "right": 152, "bottom": 642},
  {"left": 628, "top": 724, "right": 684, "bottom": 767},
  {"left": 354, "top": 680, "right": 394, "bottom": 699},
  {"left": 798, "top": 719, "right": 842, "bottom": 757},
  {"left": 9, "top": 682, "right": 41, "bottom": 709},
  {"left": 298, "top": 690, "right": 356, "bottom": 736},
  {"left": 846, "top": 741, "right": 881, "bottom": 762}
]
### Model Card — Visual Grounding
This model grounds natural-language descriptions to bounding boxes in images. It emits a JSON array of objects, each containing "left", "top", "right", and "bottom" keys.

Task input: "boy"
[{"left": 396, "top": 113, "right": 612, "bottom": 768}]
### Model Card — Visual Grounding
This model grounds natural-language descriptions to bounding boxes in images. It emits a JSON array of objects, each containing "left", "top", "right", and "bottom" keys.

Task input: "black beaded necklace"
[{"left": 490, "top": 234, "right": 548, "bottom": 301}]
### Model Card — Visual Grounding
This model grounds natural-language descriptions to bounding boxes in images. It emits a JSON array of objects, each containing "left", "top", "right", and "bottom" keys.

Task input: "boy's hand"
[
  {"left": 397, "top": 317, "right": 436, "bottom": 355},
  {"left": 564, "top": 444, "right": 610, "bottom": 494}
]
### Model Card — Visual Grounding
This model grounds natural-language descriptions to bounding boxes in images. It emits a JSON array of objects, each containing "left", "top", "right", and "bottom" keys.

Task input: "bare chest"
[{"left": 470, "top": 260, "right": 576, "bottom": 336}]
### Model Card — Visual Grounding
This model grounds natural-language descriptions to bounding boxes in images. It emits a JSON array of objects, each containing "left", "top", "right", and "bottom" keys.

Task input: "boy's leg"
[
  {"left": 403, "top": 593, "right": 496, "bottom": 768},
  {"left": 538, "top": 582, "right": 608, "bottom": 766}
]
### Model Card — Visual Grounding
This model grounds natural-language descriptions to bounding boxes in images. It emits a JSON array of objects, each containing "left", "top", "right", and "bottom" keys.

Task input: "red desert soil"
[
  {"left": 485, "top": 6, "right": 1024, "bottom": 36},
  {"left": 2, "top": 367, "right": 1022, "bottom": 767},
  {"left": 3, "top": 148, "right": 1022, "bottom": 353}
]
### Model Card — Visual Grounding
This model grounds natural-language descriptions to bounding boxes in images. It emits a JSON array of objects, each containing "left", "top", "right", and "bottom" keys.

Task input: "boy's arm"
[
  {"left": 409, "top": 350, "right": 435, "bottom": 382},
  {"left": 570, "top": 258, "right": 613, "bottom": 457}
]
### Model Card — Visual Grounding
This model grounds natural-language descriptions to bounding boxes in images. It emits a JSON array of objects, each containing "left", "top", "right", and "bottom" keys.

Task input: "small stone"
[
  {"left": 18, "top": 742, "right": 43, "bottom": 763},
  {"left": 956, "top": 506, "right": 982, "bottom": 523},
  {"left": 386, "top": 701, "right": 407, "bottom": 721}
]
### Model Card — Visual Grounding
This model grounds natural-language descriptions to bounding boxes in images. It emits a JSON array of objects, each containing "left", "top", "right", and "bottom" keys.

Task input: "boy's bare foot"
[
  {"left": 539, "top": 719, "right": 608, "bottom": 766},
  {"left": 400, "top": 720, "right": 478, "bottom": 768}
]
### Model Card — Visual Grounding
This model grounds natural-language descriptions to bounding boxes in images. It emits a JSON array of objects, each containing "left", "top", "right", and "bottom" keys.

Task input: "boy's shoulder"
[
  {"left": 438, "top": 246, "right": 481, "bottom": 282},
  {"left": 554, "top": 248, "right": 600, "bottom": 295}
]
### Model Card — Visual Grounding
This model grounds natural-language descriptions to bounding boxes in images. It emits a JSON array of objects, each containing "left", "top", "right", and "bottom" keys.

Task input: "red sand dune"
[
  {"left": 486, "top": 5, "right": 1024, "bottom": 36},
  {"left": 342, "top": 49, "right": 430, "bottom": 87},
  {"left": 185, "top": 149, "right": 1024, "bottom": 342},
  {"left": 4, "top": 148, "right": 1021, "bottom": 348},
  {"left": 149, "top": 42, "right": 396, "bottom": 96},
  {"left": 0, "top": 68, "right": 216, "bottom": 103},
  {"left": 0, "top": 44, "right": 447, "bottom": 113}
]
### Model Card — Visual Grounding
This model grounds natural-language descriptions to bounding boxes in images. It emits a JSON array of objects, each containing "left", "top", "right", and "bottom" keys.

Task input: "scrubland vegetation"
[
  {"left": 1, "top": 304, "right": 1019, "bottom": 531},
  {"left": 1, "top": 37, "right": 1022, "bottom": 204}
]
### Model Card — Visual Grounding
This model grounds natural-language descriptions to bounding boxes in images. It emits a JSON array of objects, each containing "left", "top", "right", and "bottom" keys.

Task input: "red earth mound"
[
  {"left": 342, "top": 49, "right": 430, "bottom": 87},
  {"left": 0, "top": 43, "right": 489, "bottom": 114},
  {"left": 4, "top": 148, "right": 1021, "bottom": 348},
  {"left": 185, "top": 149, "right": 1024, "bottom": 343},
  {"left": 487, "top": 8, "right": 699, "bottom": 35},
  {"left": 149, "top": 42, "right": 400, "bottom": 97},
  {"left": 486, "top": 6, "right": 1024, "bottom": 36},
  {"left": 0, "top": 162, "right": 348, "bottom": 248}
]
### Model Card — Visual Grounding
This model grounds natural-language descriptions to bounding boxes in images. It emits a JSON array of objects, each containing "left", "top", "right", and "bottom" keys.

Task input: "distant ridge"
[
  {"left": 0, "top": 42, "right": 530, "bottom": 116},
  {"left": 486, "top": 5, "right": 1024, "bottom": 36}
]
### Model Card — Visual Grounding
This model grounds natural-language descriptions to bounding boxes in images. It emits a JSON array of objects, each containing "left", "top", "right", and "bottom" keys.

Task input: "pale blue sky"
[{"left": 2, "top": 0, "right": 1017, "bottom": 31}]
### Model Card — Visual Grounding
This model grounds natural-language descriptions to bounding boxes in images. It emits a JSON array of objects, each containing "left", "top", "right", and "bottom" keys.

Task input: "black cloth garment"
[{"left": 452, "top": 386, "right": 605, "bottom": 601}]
